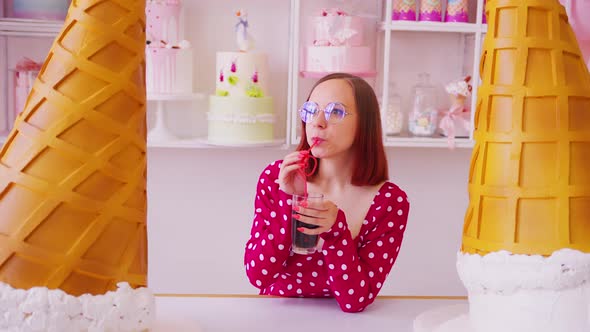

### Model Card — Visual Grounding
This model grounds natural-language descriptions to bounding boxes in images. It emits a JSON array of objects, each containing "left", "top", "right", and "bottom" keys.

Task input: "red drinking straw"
[{"left": 297, "top": 138, "right": 321, "bottom": 205}]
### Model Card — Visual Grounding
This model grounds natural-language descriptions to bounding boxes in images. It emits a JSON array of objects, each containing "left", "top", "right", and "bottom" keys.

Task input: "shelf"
[
  {"left": 147, "top": 93, "right": 206, "bottom": 102},
  {"left": 381, "top": 21, "right": 481, "bottom": 33},
  {"left": 292, "top": 135, "right": 473, "bottom": 149},
  {"left": 0, "top": 133, "right": 472, "bottom": 149},
  {"left": 384, "top": 136, "right": 474, "bottom": 148},
  {"left": 0, "top": 18, "right": 63, "bottom": 37},
  {"left": 0, "top": 134, "right": 287, "bottom": 150},
  {"left": 147, "top": 137, "right": 287, "bottom": 149}
]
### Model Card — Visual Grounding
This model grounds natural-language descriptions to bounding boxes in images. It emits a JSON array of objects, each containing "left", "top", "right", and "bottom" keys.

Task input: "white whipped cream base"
[
  {"left": 0, "top": 282, "right": 155, "bottom": 332},
  {"left": 456, "top": 249, "right": 590, "bottom": 332},
  {"left": 457, "top": 249, "right": 590, "bottom": 293}
]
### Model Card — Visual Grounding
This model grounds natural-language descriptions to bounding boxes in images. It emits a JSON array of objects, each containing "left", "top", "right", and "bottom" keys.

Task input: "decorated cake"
[
  {"left": 0, "top": 0, "right": 155, "bottom": 330},
  {"left": 146, "top": 0, "right": 193, "bottom": 95},
  {"left": 414, "top": 1, "right": 590, "bottom": 331},
  {"left": 207, "top": 10, "right": 275, "bottom": 145},
  {"left": 302, "top": 8, "right": 375, "bottom": 75}
]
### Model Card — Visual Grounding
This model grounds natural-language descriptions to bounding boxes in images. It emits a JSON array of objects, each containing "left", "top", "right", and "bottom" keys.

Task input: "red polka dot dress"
[{"left": 244, "top": 160, "right": 410, "bottom": 313}]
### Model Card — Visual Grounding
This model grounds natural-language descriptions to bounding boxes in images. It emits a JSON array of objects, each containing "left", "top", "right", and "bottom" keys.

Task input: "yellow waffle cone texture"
[
  {"left": 0, "top": 0, "right": 148, "bottom": 296},
  {"left": 462, "top": 0, "right": 590, "bottom": 256}
]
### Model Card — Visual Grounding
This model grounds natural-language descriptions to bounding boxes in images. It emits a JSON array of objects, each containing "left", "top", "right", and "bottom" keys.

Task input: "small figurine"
[
  {"left": 235, "top": 10, "right": 254, "bottom": 52},
  {"left": 439, "top": 76, "right": 472, "bottom": 149}
]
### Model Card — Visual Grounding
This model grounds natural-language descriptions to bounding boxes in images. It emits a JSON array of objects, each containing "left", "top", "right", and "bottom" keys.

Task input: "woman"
[{"left": 244, "top": 73, "right": 410, "bottom": 313}]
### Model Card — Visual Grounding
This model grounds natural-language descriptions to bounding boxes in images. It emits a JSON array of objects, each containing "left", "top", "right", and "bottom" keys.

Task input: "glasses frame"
[{"left": 298, "top": 101, "right": 352, "bottom": 124}]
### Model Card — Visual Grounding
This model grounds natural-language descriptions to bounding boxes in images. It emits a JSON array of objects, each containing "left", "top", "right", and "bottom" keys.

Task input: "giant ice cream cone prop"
[
  {"left": 462, "top": 0, "right": 590, "bottom": 256},
  {"left": 452, "top": 1, "right": 590, "bottom": 331},
  {"left": 413, "top": 1, "right": 590, "bottom": 331},
  {"left": 0, "top": 0, "right": 147, "bottom": 297}
]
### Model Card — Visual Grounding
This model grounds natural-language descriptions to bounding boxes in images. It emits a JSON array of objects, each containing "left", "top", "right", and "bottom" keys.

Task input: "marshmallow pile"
[
  {"left": 0, "top": 282, "right": 155, "bottom": 332},
  {"left": 457, "top": 248, "right": 590, "bottom": 294}
]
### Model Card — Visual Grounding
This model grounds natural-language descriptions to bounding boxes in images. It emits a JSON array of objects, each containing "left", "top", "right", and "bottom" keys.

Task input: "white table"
[{"left": 152, "top": 296, "right": 467, "bottom": 332}]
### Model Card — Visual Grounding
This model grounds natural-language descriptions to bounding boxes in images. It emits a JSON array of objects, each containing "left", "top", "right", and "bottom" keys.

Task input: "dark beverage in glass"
[{"left": 291, "top": 193, "right": 323, "bottom": 255}]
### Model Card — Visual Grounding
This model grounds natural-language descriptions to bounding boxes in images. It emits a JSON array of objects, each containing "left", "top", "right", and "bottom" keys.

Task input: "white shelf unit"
[
  {"left": 1, "top": 1, "right": 488, "bottom": 149},
  {"left": 0, "top": 18, "right": 63, "bottom": 37},
  {"left": 288, "top": 0, "right": 487, "bottom": 149},
  {"left": 288, "top": 0, "right": 383, "bottom": 147},
  {"left": 381, "top": 21, "right": 481, "bottom": 33},
  {"left": 379, "top": 0, "right": 485, "bottom": 148},
  {"left": 0, "top": 17, "right": 287, "bottom": 149}
]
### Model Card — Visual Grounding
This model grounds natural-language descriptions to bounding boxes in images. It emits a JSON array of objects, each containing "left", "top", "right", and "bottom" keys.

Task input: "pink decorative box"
[
  {"left": 5, "top": 0, "right": 70, "bottom": 20},
  {"left": 392, "top": 0, "right": 417, "bottom": 21},
  {"left": 419, "top": 0, "right": 442, "bottom": 22},
  {"left": 445, "top": 0, "right": 469, "bottom": 23}
]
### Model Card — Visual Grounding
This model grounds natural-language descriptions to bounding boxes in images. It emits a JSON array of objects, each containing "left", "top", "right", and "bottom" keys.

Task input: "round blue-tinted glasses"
[{"left": 298, "top": 101, "right": 350, "bottom": 124}]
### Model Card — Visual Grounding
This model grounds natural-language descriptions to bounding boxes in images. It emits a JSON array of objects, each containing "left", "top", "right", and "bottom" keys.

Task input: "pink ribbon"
[{"left": 439, "top": 104, "right": 470, "bottom": 149}]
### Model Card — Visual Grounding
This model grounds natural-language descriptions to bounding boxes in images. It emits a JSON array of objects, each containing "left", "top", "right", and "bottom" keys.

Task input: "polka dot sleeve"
[
  {"left": 319, "top": 185, "right": 410, "bottom": 313},
  {"left": 244, "top": 161, "right": 292, "bottom": 291}
]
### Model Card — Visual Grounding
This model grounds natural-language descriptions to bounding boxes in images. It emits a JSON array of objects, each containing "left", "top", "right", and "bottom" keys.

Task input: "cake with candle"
[
  {"left": 207, "top": 10, "right": 275, "bottom": 145},
  {"left": 414, "top": 1, "right": 590, "bottom": 331},
  {"left": 146, "top": 0, "right": 193, "bottom": 95},
  {"left": 301, "top": 8, "right": 376, "bottom": 75}
]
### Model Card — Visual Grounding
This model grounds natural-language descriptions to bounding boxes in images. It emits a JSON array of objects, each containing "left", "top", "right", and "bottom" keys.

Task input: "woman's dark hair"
[{"left": 296, "top": 73, "right": 388, "bottom": 185}]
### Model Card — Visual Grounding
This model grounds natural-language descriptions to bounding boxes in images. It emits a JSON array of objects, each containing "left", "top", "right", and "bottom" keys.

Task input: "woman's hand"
[
  {"left": 292, "top": 199, "right": 339, "bottom": 235},
  {"left": 277, "top": 151, "right": 308, "bottom": 195}
]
